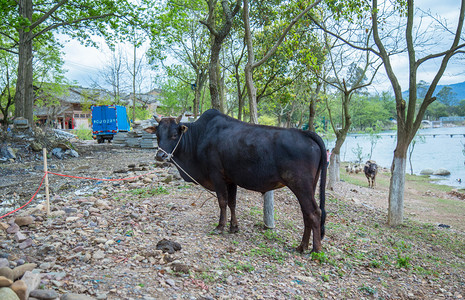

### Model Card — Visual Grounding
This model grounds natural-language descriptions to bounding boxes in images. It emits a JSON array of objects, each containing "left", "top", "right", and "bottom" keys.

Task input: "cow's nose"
[{"left": 156, "top": 150, "right": 168, "bottom": 161}]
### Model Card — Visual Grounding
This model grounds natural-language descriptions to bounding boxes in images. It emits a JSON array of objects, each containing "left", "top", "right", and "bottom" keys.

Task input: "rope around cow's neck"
[
  {"left": 158, "top": 131, "right": 184, "bottom": 161},
  {"left": 156, "top": 132, "right": 217, "bottom": 198}
]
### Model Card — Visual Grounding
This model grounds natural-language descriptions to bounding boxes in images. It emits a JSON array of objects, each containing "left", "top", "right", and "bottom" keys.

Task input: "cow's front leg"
[{"left": 227, "top": 183, "right": 239, "bottom": 233}]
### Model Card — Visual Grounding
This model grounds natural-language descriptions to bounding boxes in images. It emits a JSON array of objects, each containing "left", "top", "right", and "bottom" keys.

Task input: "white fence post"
[
  {"left": 263, "top": 191, "right": 275, "bottom": 229},
  {"left": 43, "top": 148, "right": 50, "bottom": 216}
]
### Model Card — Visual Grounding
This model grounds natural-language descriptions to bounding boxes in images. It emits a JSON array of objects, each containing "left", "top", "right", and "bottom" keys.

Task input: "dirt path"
[{"left": 331, "top": 166, "right": 465, "bottom": 232}]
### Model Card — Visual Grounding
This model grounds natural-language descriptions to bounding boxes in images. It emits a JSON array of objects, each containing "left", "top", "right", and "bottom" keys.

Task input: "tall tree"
[
  {"left": 222, "top": 32, "right": 247, "bottom": 120},
  {"left": 201, "top": 0, "right": 241, "bottom": 111},
  {"left": 436, "top": 86, "right": 457, "bottom": 106},
  {"left": 0, "top": 0, "right": 134, "bottom": 125},
  {"left": 94, "top": 47, "right": 129, "bottom": 105},
  {"left": 371, "top": 0, "right": 465, "bottom": 225},
  {"left": 312, "top": 15, "right": 381, "bottom": 189},
  {"left": 243, "top": 0, "right": 322, "bottom": 123},
  {"left": 147, "top": 0, "right": 210, "bottom": 118}
]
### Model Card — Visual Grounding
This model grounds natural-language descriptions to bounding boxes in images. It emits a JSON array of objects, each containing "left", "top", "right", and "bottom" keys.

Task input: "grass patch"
[
  {"left": 125, "top": 186, "right": 169, "bottom": 198},
  {"left": 222, "top": 260, "right": 255, "bottom": 273},
  {"left": 246, "top": 242, "right": 288, "bottom": 263},
  {"left": 310, "top": 251, "right": 329, "bottom": 264},
  {"left": 405, "top": 174, "right": 453, "bottom": 192},
  {"left": 249, "top": 206, "right": 263, "bottom": 217},
  {"left": 262, "top": 229, "right": 285, "bottom": 243}
]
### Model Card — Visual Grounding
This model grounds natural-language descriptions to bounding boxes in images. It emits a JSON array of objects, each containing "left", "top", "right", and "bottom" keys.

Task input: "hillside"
[{"left": 402, "top": 81, "right": 465, "bottom": 105}]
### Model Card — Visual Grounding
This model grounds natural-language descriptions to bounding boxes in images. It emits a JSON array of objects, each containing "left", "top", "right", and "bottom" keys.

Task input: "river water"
[{"left": 326, "top": 126, "right": 465, "bottom": 188}]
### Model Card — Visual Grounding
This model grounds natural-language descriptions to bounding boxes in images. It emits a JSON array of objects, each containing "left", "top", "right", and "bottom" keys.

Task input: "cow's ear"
[
  {"left": 180, "top": 125, "right": 188, "bottom": 133},
  {"left": 144, "top": 126, "right": 157, "bottom": 134}
]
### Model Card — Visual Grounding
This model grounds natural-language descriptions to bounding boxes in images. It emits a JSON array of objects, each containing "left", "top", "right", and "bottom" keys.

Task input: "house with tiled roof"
[
  {"left": 34, "top": 85, "right": 114, "bottom": 130},
  {"left": 34, "top": 85, "right": 164, "bottom": 130}
]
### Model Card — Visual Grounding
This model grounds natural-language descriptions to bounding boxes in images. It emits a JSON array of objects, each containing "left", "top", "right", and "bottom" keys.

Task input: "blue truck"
[{"left": 91, "top": 105, "right": 130, "bottom": 143}]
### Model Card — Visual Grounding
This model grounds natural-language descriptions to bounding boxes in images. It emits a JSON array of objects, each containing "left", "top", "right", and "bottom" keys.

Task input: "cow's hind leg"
[
  {"left": 227, "top": 183, "right": 239, "bottom": 233},
  {"left": 212, "top": 183, "right": 229, "bottom": 234},
  {"left": 291, "top": 186, "right": 322, "bottom": 253}
]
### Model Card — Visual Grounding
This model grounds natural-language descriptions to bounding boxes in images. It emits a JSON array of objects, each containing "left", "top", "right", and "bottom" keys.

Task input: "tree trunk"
[
  {"left": 327, "top": 132, "right": 346, "bottom": 190},
  {"left": 219, "top": 64, "right": 225, "bottom": 113},
  {"left": 326, "top": 91, "right": 351, "bottom": 190},
  {"left": 194, "top": 71, "right": 205, "bottom": 118},
  {"left": 15, "top": 0, "right": 34, "bottom": 125},
  {"left": 209, "top": 41, "right": 222, "bottom": 111},
  {"left": 194, "top": 85, "right": 200, "bottom": 118},
  {"left": 132, "top": 45, "right": 136, "bottom": 122},
  {"left": 244, "top": 63, "right": 258, "bottom": 123},
  {"left": 388, "top": 153, "right": 407, "bottom": 226},
  {"left": 327, "top": 153, "right": 340, "bottom": 190},
  {"left": 235, "top": 67, "right": 244, "bottom": 121},
  {"left": 308, "top": 82, "right": 322, "bottom": 132},
  {"left": 202, "top": 0, "right": 240, "bottom": 112}
]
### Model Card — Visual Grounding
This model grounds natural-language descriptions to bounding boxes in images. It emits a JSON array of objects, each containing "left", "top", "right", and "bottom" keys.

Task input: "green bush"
[{"left": 73, "top": 126, "right": 93, "bottom": 140}]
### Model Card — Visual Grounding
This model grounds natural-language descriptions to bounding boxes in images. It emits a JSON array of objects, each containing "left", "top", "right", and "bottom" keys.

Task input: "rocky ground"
[{"left": 0, "top": 140, "right": 464, "bottom": 300}]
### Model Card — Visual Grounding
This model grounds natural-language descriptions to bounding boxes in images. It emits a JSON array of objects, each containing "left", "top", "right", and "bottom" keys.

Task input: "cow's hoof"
[
  {"left": 310, "top": 246, "right": 322, "bottom": 254},
  {"left": 211, "top": 226, "right": 224, "bottom": 235},
  {"left": 229, "top": 225, "right": 239, "bottom": 233}
]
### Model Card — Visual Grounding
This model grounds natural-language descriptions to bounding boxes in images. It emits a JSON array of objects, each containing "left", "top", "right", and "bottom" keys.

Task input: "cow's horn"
[
  {"left": 175, "top": 114, "right": 183, "bottom": 124},
  {"left": 153, "top": 115, "right": 162, "bottom": 123}
]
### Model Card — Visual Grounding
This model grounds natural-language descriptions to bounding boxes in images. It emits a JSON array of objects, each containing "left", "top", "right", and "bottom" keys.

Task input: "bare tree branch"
[{"left": 31, "top": 13, "right": 115, "bottom": 41}]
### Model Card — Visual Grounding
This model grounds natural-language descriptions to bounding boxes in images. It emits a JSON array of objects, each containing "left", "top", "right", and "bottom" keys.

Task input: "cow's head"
[
  {"left": 365, "top": 161, "right": 378, "bottom": 173},
  {"left": 144, "top": 114, "right": 188, "bottom": 161}
]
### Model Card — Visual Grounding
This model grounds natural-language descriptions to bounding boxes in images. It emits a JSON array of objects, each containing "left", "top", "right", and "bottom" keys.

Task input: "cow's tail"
[
  {"left": 304, "top": 130, "right": 327, "bottom": 239},
  {"left": 319, "top": 140, "right": 327, "bottom": 239}
]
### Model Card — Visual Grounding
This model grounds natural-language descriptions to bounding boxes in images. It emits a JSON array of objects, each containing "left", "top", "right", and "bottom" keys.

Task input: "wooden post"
[
  {"left": 263, "top": 191, "right": 275, "bottom": 229},
  {"left": 43, "top": 148, "right": 50, "bottom": 216}
]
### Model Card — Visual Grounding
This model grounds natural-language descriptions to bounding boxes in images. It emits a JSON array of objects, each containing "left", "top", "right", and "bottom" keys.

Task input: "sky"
[{"left": 60, "top": 0, "right": 465, "bottom": 95}]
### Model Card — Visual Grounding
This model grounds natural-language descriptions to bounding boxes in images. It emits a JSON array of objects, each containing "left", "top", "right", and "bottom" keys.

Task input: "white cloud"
[{"left": 58, "top": 34, "right": 110, "bottom": 87}]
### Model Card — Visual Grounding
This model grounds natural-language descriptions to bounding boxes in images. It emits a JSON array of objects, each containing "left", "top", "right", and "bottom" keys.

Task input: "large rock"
[
  {"left": 14, "top": 232, "right": 28, "bottom": 243},
  {"left": 0, "top": 146, "right": 17, "bottom": 160},
  {"left": 420, "top": 168, "right": 434, "bottom": 175},
  {"left": 6, "top": 223, "right": 20, "bottom": 234},
  {"left": 0, "top": 287, "right": 20, "bottom": 300},
  {"left": 0, "top": 258, "right": 8, "bottom": 268},
  {"left": 29, "top": 289, "right": 58, "bottom": 299},
  {"left": 30, "top": 141, "right": 44, "bottom": 152},
  {"left": 21, "top": 271, "right": 41, "bottom": 299},
  {"left": 0, "top": 275, "right": 13, "bottom": 287},
  {"left": 61, "top": 293, "right": 96, "bottom": 300},
  {"left": 51, "top": 148, "right": 65, "bottom": 159},
  {"left": 14, "top": 216, "right": 34, "bottom": 227},
  {"left": 64, "top": 149, "right": 79, "bottom": 158},
  {"left": 433, "top": 168, "right": 451, "bottom": 176},
  {"left": 10, "top": 280, "right": 27, "bottom": 300},
  {"left": 0, "top": 264, "right": 37, "bottom": 281},
  {"left": 18, "top": 238, "right": 34, "bottom": 250}
]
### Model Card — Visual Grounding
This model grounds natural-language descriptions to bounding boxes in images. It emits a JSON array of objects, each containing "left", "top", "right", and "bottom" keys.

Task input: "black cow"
[
  {"left": 364, "top": 160, "right": 378, "bottom": 188},
  {"left": 144, "top": 109, "right": 327, "bottom": 253}
]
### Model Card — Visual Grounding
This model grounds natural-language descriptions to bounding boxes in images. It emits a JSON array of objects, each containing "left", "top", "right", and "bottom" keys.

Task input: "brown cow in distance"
[{"left": 364, "top": 160, "right": 378, "bottom": 188}]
